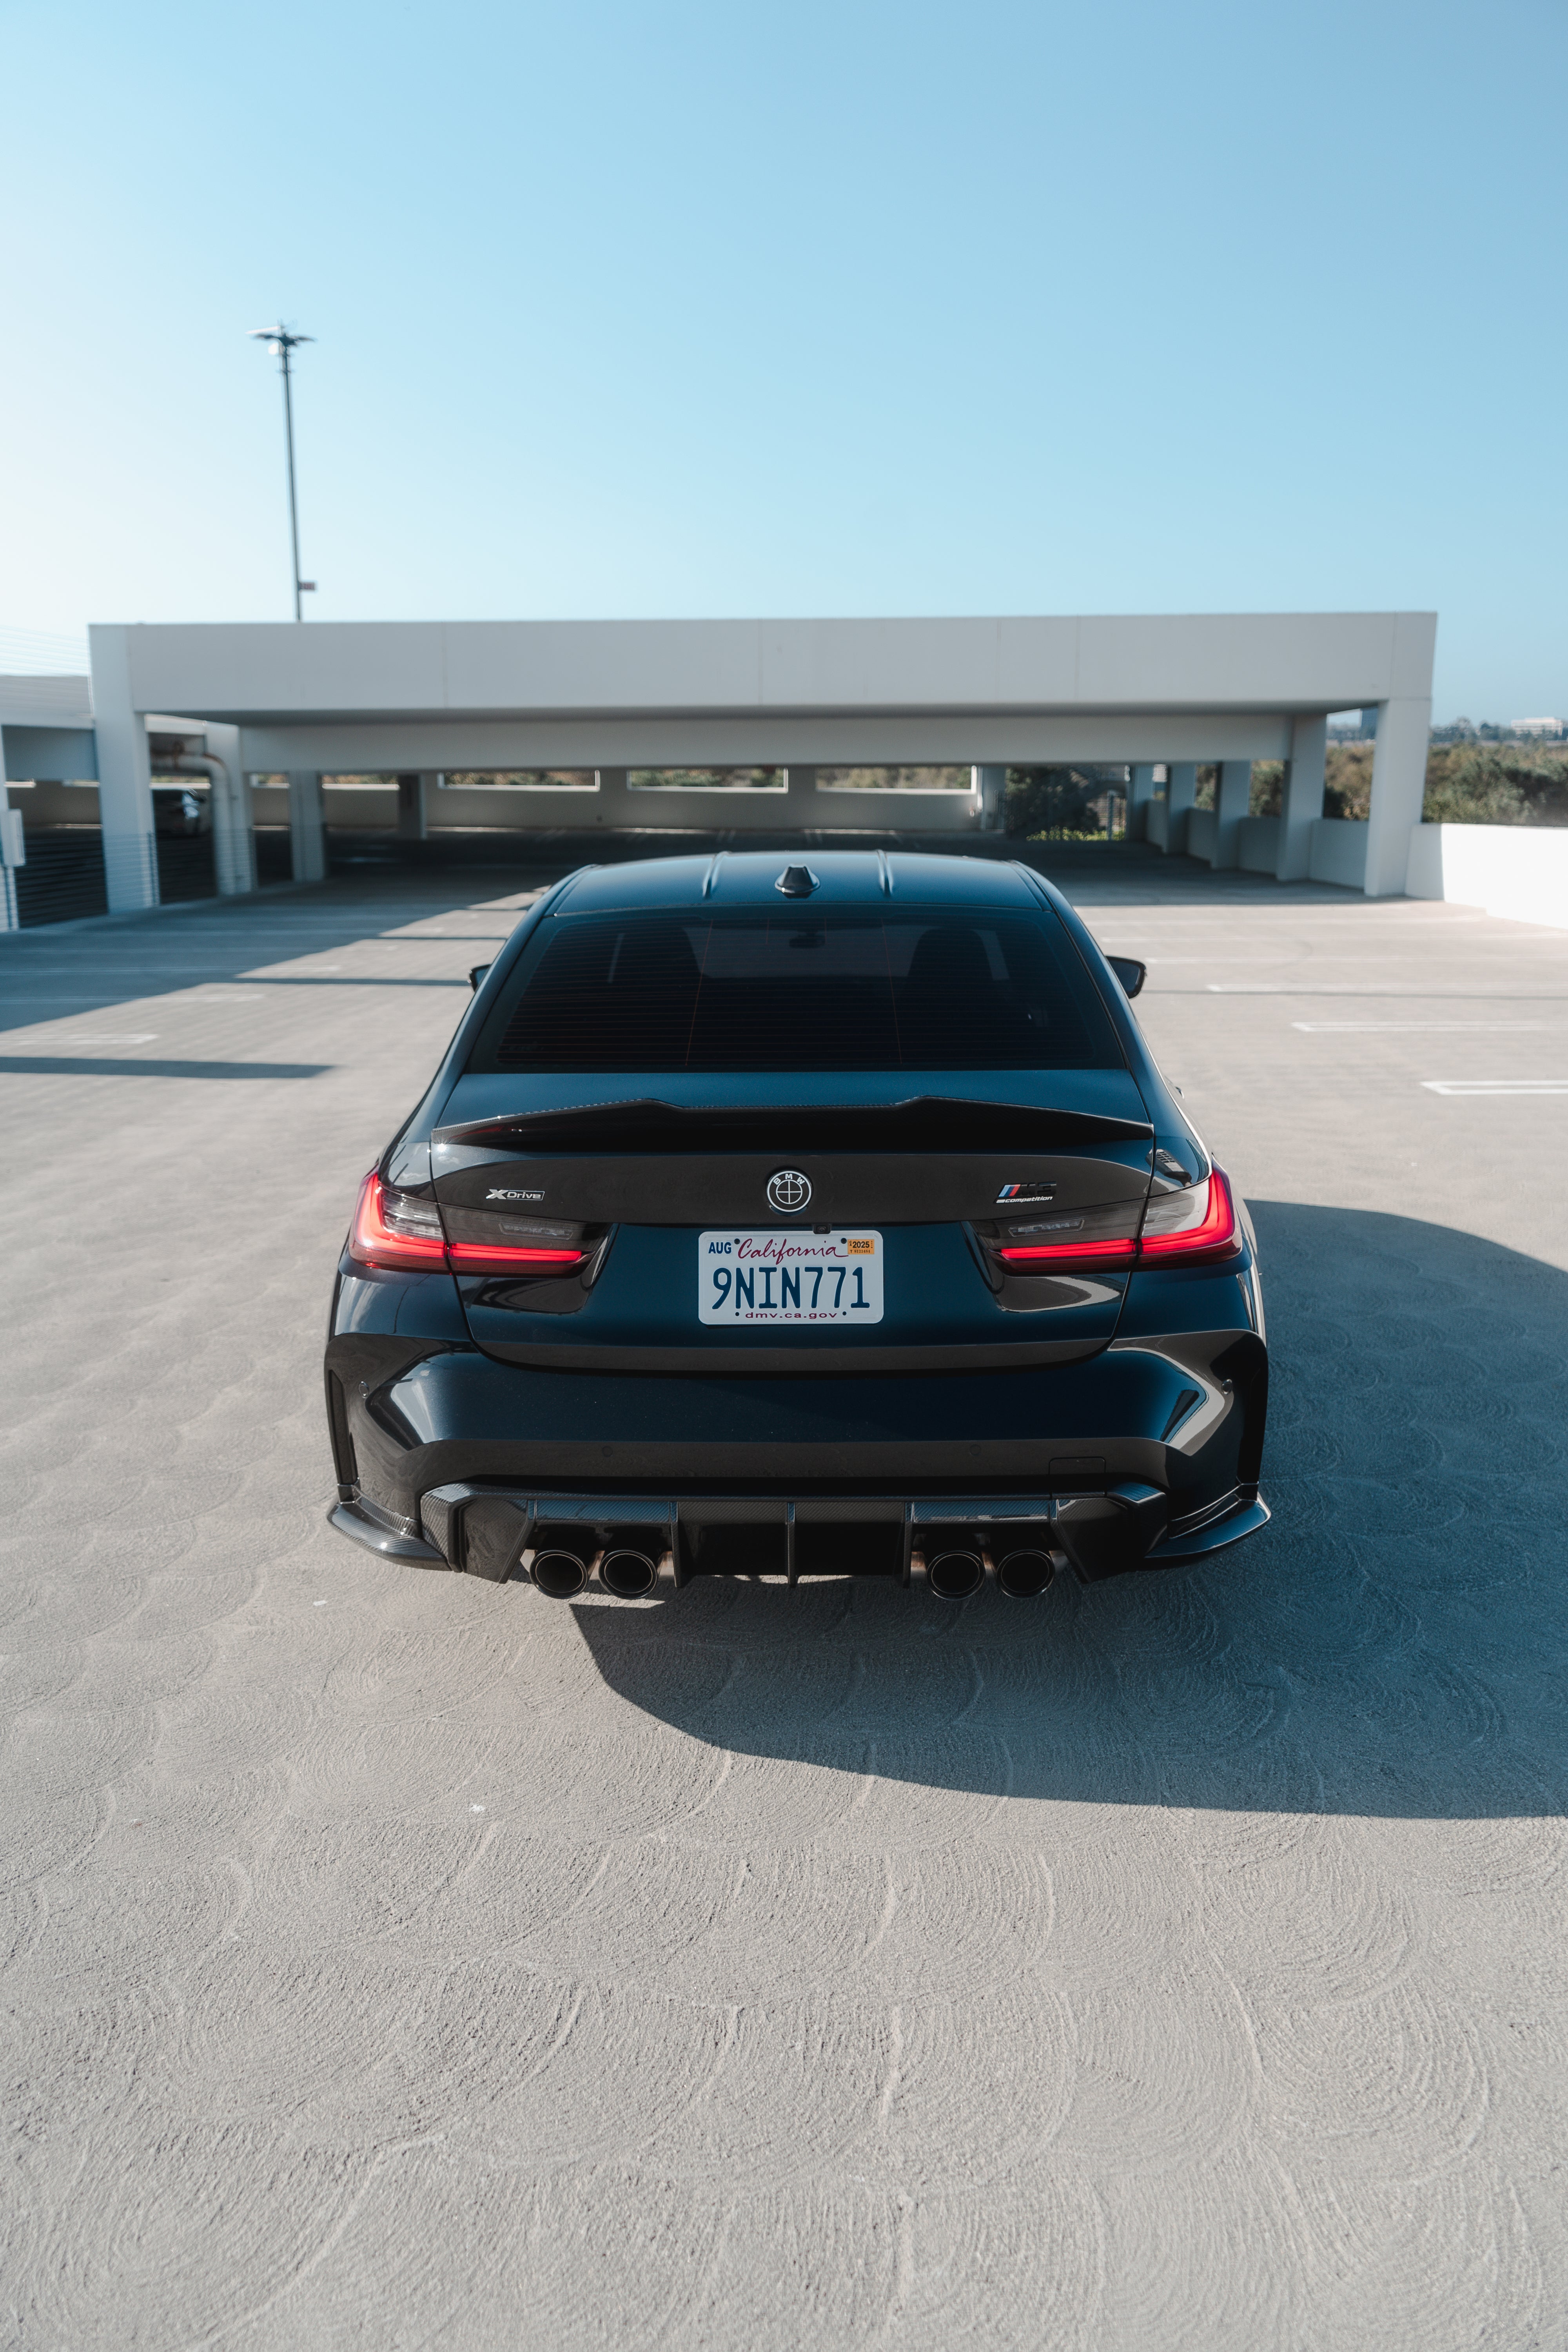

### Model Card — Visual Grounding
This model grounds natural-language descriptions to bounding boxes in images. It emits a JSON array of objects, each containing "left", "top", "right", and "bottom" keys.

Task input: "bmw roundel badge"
[{"left": 766, "top": 1168, "right": 812, "bottom": 1214}]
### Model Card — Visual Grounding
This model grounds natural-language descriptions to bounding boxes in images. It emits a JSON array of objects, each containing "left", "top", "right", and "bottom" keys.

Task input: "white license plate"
[{"left": 698, "top": 1231, "right": 884, "bottom": 1324}]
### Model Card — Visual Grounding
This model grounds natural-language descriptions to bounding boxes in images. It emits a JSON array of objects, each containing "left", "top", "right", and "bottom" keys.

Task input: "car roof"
[{"left": 549, "top": 849, "right": 1047, "bottom": 914}]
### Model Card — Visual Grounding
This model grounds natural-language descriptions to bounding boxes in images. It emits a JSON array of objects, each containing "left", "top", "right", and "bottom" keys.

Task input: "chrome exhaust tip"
[
  {"left": 599, "top": 1547, "right": 660, "bottom": 1599},
  {"left": 926, "top": 1548, "right": 985, "bottom": 1601},
  {"left": 530, "top": 1546, "right": 592, "bottom": 1599},
  {"left": 996, "top": 1548, "right": 1055, "bottom": 1599}
]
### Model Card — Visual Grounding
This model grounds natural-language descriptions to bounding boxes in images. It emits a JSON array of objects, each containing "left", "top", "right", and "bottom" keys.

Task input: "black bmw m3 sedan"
[{"left": 325, "top": 850, "right": 1268, "bottom": 1601}]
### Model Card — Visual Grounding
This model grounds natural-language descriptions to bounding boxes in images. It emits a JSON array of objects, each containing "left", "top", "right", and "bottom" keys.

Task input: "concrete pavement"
[{"left": 2, "top": 861, "right": 1565, "bottom": 2350}]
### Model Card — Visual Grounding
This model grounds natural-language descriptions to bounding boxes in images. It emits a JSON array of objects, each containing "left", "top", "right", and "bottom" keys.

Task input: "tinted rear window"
[{"left": 469, "top": 906, "right": 1122, "bottom": 1073}]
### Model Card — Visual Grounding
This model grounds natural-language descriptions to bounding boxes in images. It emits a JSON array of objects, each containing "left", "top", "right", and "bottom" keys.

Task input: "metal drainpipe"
[{"left": 168, "top": 751, "right": 255, "bottom": 896}]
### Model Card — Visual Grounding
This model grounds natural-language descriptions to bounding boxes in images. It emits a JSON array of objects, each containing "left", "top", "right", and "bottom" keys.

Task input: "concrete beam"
[
  {"left": 1, "top": 726, "right": 98, "bottom": 780},
  {"left": 107, "top": 612, "right": 1440, "bottom": 729},
  {"left": 234, "top": 711, "right": 1298, "bottom": 776}
]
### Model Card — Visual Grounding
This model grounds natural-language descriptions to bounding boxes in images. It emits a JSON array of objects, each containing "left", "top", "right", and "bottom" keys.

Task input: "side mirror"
[
  {"left": 468, "top": 964, "right": 491, "bottom": 993},
  {"left": 1107, "top": 956, "right": 1146, "bottom": 1000}
]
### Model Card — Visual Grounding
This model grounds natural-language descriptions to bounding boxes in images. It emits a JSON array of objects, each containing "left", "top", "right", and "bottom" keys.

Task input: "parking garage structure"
[{"left": 0, "top": 611, "right": 1436, "bottom": 924}]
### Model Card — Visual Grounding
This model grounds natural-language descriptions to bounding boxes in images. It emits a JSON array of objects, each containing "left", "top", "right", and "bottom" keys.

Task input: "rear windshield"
[{"left": 468, "top": 905, "right": 1123, "bottom": 1073}]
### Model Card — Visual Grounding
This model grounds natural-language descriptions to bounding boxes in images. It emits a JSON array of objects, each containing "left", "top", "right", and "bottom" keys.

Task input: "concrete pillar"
[
  {"left": 975, "top": 765, "right": 1007, "bottom": 831},
  {"left": 288, "top": 771, "right": 327, "bottom": 884},
  {"left": 788, "top": 768, "right": 817, "bottom": 829},
  {"left": 595, "top": 768, "right": 629, "bottom": 829},
  {"left": 1209, "top": 761, "right": 1252, "bottom": 870},
  {"left": 0, "top": 738, "right": 18, "bottom": 930},
  {"left": 1127, "top": 764, "right": 1158, "bottom": 842},
  {"left": 396, "top": 772, "right": 428, "bottom": 841},
  {"left": 1165, "top": 762, "right": 1198, "bottom": 855},
  {"left": 1276, "top": 714, "right": 1326, "bottom": 882},
  {"left": 206, "top": 722, "right": 256, "bottom": 896},
  {"left": 86, "top": 624, "right": 159, "bottom": 911},
  {"left": 1364, "top": 693, "right": 1432, "bottom": 897}
]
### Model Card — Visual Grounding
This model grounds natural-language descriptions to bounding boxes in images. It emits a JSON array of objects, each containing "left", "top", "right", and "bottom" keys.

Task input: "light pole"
[{"left": 249, "top": 323, "right": 316, "bottom": 619}]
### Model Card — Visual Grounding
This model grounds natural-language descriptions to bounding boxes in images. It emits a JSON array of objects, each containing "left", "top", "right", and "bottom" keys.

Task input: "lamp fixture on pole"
[{"left": 249, "top": 322, "right": 316, "bottom": 620}]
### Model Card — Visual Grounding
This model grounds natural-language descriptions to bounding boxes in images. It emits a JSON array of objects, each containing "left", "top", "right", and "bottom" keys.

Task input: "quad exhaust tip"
[
  {"left": 996, "top": 1548, "right": 1055, "bottom": 1599},
  {"left": 528, "top": 1537, "right": 663, "bottom": 1599},
  {"left": 527, "top": 1526, "right": 1058, "bottom": 1602},
  {"left": 530, "top": 1547, "right": 591, "bottom": 1599},
  {"left": 599, "top": 1547, "right": 660, "bottom": 1599},
  {"left": 924, "top": 1546, "right": 1058, "bottom": 1600},
  {"left": 926, "top": 1549, "right": 985, "bottom": 1601}
]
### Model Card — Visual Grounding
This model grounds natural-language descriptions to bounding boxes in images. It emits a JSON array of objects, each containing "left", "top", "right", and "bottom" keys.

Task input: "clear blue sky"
[{"left": 4, "top": 0, "right": 1563, "bottom": 719}]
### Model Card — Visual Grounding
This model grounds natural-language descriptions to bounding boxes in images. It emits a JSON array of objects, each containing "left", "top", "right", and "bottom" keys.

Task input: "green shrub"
[
  {"left": 1005, "top": 767, "right": 1109, "bottom": 838},
  {"left": 1422, "top": 747, "right": 1568, "bottom": 826},
  {"left": 1325, "top": 745, "right": 1374, "bottom": 819},
  {"left": 1249, "top": 762, "right": 1284, "bottom": 817}
]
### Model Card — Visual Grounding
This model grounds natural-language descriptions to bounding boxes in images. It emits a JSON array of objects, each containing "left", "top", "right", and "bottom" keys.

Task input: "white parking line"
[
  {"left": 1421, "top": 1079, "right": 1568, "bottom": 1096},
  {"left": 1294, "top": 1020, "right": 1546, "bottom": 1033},
  {"left": 54, "top": 1032, "right": 159, "bottom": 1045}
]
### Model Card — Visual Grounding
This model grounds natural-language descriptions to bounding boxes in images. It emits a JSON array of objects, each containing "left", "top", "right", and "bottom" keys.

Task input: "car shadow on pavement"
[{"left": 572, "top": 1203, "right": 1568, "bottom": 1821}]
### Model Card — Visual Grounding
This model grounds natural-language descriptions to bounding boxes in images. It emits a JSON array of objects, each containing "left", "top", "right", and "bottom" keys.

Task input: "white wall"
[
  {"left": 1406, "top": 824, "right": 1568, "bottom": 930},
  {"left": 1238, "top": 815, "right": 1280, "bottom": 873},
  {"left": 1308, "top": 819, "right": 1370, "bottom": 889}
]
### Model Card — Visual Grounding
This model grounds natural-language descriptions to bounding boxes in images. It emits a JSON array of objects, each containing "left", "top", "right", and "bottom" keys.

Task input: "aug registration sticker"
[{"left": 698, "top": 1231, "right": 884, "bottom": 1325}]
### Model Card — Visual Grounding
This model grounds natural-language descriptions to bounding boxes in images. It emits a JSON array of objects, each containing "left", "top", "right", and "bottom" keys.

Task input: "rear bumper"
[{"left": 325, "top": 1283, "right": 1270, "bottom": 1583}]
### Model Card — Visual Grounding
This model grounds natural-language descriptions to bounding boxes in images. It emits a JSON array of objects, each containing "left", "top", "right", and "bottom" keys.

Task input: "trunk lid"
[{"left": 431, "top": 1074, "right": 1153, "bottom": 1369}]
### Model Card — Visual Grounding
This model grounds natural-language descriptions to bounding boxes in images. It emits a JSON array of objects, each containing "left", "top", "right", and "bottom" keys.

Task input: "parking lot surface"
[{"left": 3, "top": 860, "right": 1566, "bottom": 2350}]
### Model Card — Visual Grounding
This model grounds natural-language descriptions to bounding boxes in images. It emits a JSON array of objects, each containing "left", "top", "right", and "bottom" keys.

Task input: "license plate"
[{"left": 698, "top": 1231, "right": 884, "bottom": 1325}]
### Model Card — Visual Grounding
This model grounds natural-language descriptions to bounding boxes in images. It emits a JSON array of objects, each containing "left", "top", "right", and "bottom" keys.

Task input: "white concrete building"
[{"left": 1, "top": 611, "right": 1439, "bottom": 916}]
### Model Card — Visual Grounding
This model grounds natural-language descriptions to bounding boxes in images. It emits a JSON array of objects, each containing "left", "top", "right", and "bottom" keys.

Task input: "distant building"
[{"left": 1511, "top": 717, "right": 1566, "bottom": 739}]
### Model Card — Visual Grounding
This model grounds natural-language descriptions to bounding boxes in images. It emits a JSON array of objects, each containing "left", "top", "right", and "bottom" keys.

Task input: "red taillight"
[
  {"left": 996, "top": 1236, "right": 1137, "bottom": 1265},
  {"left": 446, "top": 1241, "right": 584, "bottom": 1272},
  {"left": 991, "top": 1167, "right": 1241, "bottom": 1272},
  {"left": 348, "top": 1172, "right": 586, "bottom": 1276},
  {"left": 1138, "top": 1166, "right": 1241, "bottom": 1263},
  {"left": 349, "top": 1172, "right": 446, "bottom": 1270}
]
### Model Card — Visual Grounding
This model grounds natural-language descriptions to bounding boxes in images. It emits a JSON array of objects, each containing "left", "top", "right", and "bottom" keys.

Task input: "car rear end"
[{"left": 324, "top": 852, "right": 1267, "bottom": 1599}]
